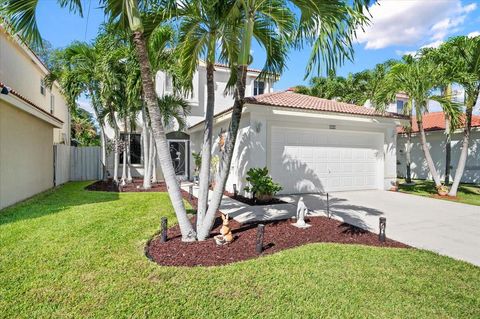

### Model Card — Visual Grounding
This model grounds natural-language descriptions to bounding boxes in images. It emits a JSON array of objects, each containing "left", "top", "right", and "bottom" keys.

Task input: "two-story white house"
[
  {"left": 0, "top": 24, "right": 71, "bottom": 209},
  {"left": 104, "top": 61, "right": 275, "bottom": 181}
]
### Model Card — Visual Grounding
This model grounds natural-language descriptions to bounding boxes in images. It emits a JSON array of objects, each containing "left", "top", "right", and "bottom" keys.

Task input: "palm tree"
[
  {"left": 1, "top": 0, "right": 197, "bottom": 241},
  {"left": 387, "top": 57, "right": 461, "bottom": 189},
  {"left": 175, "top": 0, "right": 238, "bottom": 230},
  {"left": 45, "top": 41, "right": 110, "bottom": 180},
  {"left": 437, "top": 36, "right": 480, "bottom": 197},
  {"left": 196, "top": 0, "right": 371, "bottom": 240}
]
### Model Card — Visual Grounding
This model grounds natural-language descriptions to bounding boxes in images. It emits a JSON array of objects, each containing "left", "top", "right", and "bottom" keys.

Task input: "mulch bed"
[
  {"left": 87, "top": 179, "right": 409, "bottom": 267},
  {"left": 222, "top": 191, "right": 288, "bottom": 206},
  {"left": 147, "top": 215, "right": 409, "bottom": 267}
]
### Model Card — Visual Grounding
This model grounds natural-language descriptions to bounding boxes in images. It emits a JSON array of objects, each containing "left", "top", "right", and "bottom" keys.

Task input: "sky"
[{"left": 35, "top": 0, "right": 480, "bottom": 102}]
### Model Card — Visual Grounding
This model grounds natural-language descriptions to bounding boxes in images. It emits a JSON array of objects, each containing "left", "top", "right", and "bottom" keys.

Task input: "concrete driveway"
[{"left": 281, "top": 190, "right": 480, "bottom": 267}]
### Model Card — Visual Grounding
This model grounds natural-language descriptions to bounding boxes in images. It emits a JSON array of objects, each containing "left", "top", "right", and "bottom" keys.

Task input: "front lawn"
[
  {"left": 398, "top": 179, "right": 480, "bottom": 206},
  {"left": 0, "top": 182, "right": 479, "bottom": 318}
]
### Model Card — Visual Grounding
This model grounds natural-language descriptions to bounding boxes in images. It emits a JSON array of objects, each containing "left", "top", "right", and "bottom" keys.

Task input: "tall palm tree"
[
  {"left": 175, "top": 0, "right": 238, "bottom": 230},
  {"left": 1, "top": 0, "right": 197, "bottom": 241},
  {"left": 196, "top": 0, "right": 371, "bottom": 240},
  {"left": 436, "top": 36, "right": 480, "bottom": 196},
  {"left": 387, "top": 57, "right": 461, "bottom": 189}
]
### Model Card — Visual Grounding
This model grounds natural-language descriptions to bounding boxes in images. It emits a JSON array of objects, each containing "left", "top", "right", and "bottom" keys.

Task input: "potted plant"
[
  {"left": 244, "top": 167, "right": 282, "bottom": 203},
  {"left": 437, "top": 184, "right": 449, "bottom": 196}
]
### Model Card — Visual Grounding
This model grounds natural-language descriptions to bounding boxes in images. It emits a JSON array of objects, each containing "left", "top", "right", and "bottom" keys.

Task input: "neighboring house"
[
  {"left": 0, "top": 25, "right": 70, "bottom": 209},
  {"left": 104, "top": 61, "right": 275, "bottom": 180},
  {"left": 189, "top": 90, "right": 407, "bottom": 195},
  {"left": 397, "top": 112, "right": 480, "bottom": 184}
]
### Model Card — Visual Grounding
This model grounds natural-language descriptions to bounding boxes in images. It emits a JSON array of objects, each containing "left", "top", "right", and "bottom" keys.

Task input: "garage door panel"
[{"left": 270, "top": 127, "right": 381, "bottom": 194}]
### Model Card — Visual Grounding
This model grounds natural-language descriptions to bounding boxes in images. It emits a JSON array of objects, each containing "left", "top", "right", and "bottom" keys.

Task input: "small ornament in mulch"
[
  {"left": 292, "top": 196, "right": 312, "bottom": 229},
  {"left": 214, "top": 213, "right": 234, "bottom": 245}
]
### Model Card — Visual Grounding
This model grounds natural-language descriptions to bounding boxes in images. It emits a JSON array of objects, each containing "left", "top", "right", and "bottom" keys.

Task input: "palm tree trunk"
[
  {"left": 121, "top": 117, "right": 128, "bottom": 186},
  {"left": 444, "top": 114, "right": 451, "bottom": 185},
  {"left": 132, "top": 30, "right": 196, "bottom": 241},
  {"left": 405, "top": 115, "right": 413, "bottom": 183},
  {"left": 448, "top": 105, "right": 473, "bottom": 196},
  {"left": 127, "top": 130, "right": 133, "bottom": 183},
  {"left": 196, "top": 61, "right": 216, "bottom": 229},
  {"left": 142, "top": 106, "right": 151, "bottom": 189},
  {"left": 99, "top": 124, "right": 108, "bottom": 181},
  {"left": 151, "top": 137, "right": 158, "bottom": 183},
  {"left": 197, "top": 65, "right": 248, "bottom": 240},
  {"left": 148, "top": 129, "right": 155, "bottom": 182},
  {"left": 113, "top": 122, "right": 120, "bottom": 184},
  {"left": 418, "top": 120, "right": 441, "bottom": 187}
]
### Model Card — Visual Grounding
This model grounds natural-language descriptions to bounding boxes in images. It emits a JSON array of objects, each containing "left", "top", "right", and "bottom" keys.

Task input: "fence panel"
[
  {"left": 70, "top": 146, "right": 102, "bottom": 181},
  {"left": 53, "top": 144, "right": 71, "bottom": 186}
]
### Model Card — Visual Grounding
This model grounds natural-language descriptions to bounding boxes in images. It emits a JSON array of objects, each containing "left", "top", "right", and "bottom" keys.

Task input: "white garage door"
[{"left": 270, "top": 127, "right": 383, "bottom": 194}]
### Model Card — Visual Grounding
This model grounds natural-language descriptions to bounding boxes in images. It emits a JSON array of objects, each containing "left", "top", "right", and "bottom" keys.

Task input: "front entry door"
[{"left": 168, "top": 140, "right": 187, "bottom": 180}]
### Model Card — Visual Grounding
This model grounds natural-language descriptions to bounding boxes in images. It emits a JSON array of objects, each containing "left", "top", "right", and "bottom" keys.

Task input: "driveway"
[
  {"left": 183, "top": 183, "right": 479, "bottom": 266},
  {"left": 281, "top": 190, "right": 480, "bottom": 267}
]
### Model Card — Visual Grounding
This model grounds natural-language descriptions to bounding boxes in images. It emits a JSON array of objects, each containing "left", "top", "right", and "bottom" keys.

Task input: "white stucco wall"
[
  {"left": 397, "top": 129, "right": 480, "bottom": 184},
  {"left": 189, "top": 105, "right": 401, "bottom": 195}
]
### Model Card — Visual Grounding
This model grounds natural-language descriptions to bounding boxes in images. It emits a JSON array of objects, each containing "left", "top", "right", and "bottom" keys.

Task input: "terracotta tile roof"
[
  {"left": 0, "top": 82, "right": 64, "bottom": 124},
  {"left": 398, "top": 112, "right": 480, "bottom": 133},
  {"left": 245, "top": 91, "right": 408, "bottom": 119}
]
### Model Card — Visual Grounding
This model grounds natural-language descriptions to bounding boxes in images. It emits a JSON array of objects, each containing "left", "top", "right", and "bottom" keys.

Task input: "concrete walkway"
[{"left": 182, "top": 183, "right": 480, "bottom": 266}]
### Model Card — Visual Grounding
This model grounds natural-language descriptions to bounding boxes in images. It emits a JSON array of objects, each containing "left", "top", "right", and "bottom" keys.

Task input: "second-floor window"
[
  {"left": 40, "top": 79, "right": 46, "bottom": 96},
  {"left": 396, "top": 100, "right": 404, "bottom": 114},
  {"left": 254, "top": 80, "right": 265, "bottom": 96},
  {"left": 50, "top": 95, "right": 55, "bottom": 114}
]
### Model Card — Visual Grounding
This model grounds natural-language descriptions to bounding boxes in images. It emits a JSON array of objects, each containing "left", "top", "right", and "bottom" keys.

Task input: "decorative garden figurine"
[
  {"left": 214, "top": 213, "right": 234, "bottom": 245},
  {"left": 292, "top": 197, "right": 311, "bottom": 228}
]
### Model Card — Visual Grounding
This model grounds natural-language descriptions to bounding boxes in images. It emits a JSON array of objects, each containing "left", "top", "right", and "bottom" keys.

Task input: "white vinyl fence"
[{"left": 54, "top": 145, "right": 102, "bottom": 185}]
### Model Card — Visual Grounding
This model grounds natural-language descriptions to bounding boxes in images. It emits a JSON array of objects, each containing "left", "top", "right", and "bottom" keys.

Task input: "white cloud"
[
  {"left": 468, "top": 31, "right": 480, "bottom": 37},
  {"left": 77, "top": 99, "right": 94, "bottom": 114},
  {"left": 357, "top": 0, "right": 477, "bottom": 49}
]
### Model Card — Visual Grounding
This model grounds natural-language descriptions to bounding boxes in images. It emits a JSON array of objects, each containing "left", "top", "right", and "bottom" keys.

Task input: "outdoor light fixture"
[
  {"left": 379, "top": 217, "right": 386, "bottom": 242},
  {"left": 233, "top": 184, "right": 238, "bottom": 198},
  {"left": 329, "top": 124, "right": 336, "bottom": 130},
  {"left": 326, "top": 193, "right": 330, "bottom": 218},
  {"left": 1, "top": 86, "right": 9, "bottom": 95}
]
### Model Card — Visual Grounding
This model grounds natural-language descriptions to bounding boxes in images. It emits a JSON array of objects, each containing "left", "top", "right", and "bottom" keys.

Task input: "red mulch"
[
  {"left": 222, "top": 191, "right": 288, "bottom": 206},
  {"left": 86, "top": 180, "right": 409, "bottom": 267},
  {"left": 147, "top": 215, "right": 409, "bottom": 267}
]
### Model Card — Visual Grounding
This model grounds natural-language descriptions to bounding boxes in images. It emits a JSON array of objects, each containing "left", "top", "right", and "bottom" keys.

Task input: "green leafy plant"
[
  {"left": 244, "top": 167, "right": 282, "bottom": 199},
  {"left": 192, "top": 152, "right": 202, "bottom": 170}
]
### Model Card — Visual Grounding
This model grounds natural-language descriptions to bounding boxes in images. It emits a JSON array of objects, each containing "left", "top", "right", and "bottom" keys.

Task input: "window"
[
  {"left": 119, "top": 133, "right": 142, "bottom": 165},
  {"left": 253, "top": 80, "right": 265, "bottom": 96},
  {"left": 396, "top": 100, "right": 404, "bottom": 114},
  {"left": 40, "top": 79, "right": 46, "bottom": 95},
  {"left": 50, "top": 95, "right": 55, "bottom": 114}
]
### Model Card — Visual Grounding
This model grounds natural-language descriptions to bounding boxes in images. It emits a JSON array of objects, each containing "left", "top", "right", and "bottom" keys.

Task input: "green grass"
[
  {"left": 0, "top": 182, "right": 479, "bottom": 318},
  {"left": 398, "top": 179, "right": 480, "bottom": 206}
]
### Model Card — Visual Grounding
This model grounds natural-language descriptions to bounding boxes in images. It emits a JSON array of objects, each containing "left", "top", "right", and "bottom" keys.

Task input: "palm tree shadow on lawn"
[{"left": 0, "top": 182, "right": 119, "bottom": 226}]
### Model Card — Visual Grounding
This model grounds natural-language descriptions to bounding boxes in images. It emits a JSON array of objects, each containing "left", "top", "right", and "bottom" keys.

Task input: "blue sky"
[{"left": 36, "top": 0, "right": 480, "bottom": 92}]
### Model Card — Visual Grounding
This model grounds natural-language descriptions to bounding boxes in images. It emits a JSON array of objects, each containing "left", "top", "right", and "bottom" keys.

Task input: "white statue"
[{"left": 292, "top": 196, "right": 311, "bottom": 228}]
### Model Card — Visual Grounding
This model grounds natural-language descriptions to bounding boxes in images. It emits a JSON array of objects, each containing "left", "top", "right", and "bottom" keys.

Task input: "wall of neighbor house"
[
  {"left": 397, "top": 130, "right": 480, "bottom": 184},
  {"left": 0, "top": 101, "right": 54, "bottom": 209},
  {"left": 189, "top": 106, "right": 400, "bottom": 194},
  {"left": 0, "top": 27, "right": 70, "bottom": 145}
]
